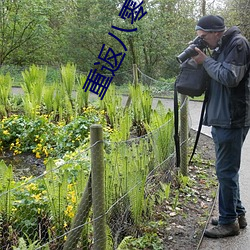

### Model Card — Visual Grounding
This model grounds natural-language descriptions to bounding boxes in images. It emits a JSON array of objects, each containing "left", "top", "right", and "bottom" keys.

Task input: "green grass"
[{"left": 0, "top": 65, "right": 63, "bottom": 86}]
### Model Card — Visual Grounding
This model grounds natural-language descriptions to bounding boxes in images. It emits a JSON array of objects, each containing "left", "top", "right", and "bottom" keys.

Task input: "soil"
[
  {"left": 158, "top": 130, "right": 217, "bottom": 250},
  {"left": 0, "top": 152, "right": 45, "bottom": 180}
]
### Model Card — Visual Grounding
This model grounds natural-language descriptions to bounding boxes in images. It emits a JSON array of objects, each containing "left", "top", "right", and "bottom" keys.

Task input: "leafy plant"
[
  {"left": 145, "top": 100, "right": 174, "bottom": 164},
  {"left": 117, "top": 233, "right": 163, "bottom": 250},
  {"left": 0, "top": 73, "right": 12, "bottom": 117},
  {"left": 129, "top": 84, "right": 153, "bottom": 130},
  {"left": 100, "top": 84, "right": 123, "bottom": 128},
  {"left": 76, "top": 74, "right": 89, "bottom": 115},
  {"left": 158, "top": 182, "right": 171, "bottom": 203},
  {"left": 13, "top": 236, "right": 43, "bottom": 250},
  {"left": 0, "top": 161, "right": 15, "bottom": 221},
  {"left": 60, "top": 63, "right": 76, "bottom": 103},
  {"left": 21, "top": 65, "right": 47, "bottom": 118},
  {"left": 43, "top": 84, "right": 55, "bottom": 114}
]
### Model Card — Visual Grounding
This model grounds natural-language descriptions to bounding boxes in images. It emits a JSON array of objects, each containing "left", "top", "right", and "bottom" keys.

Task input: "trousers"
[{"left": 211, "top": 126, "right": 249, "bottom": 225}]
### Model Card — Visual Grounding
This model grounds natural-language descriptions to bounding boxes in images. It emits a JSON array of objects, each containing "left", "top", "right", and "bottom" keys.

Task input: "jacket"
[{"left": 203, "top": 26, "right": 250, "bottom": 128}]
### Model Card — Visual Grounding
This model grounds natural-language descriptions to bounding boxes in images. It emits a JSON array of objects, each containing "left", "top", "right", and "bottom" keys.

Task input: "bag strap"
[
  {"left": 174, "top": 80, "right": 180, "bottom": 168},
  {"left": 188, "top": 91, "right": 208, "bottom": 164}
]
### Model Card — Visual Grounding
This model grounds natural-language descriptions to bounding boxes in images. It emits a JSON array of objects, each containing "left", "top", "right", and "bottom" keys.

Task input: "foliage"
[
  {"left": 0, "top": 108, "right": 103, "bottom": 158},
  {"left": 117, "top": 233, "right": 163, "bottom": 250},
  {"left": 145, "top": 100, "right": 175, "bottom": 163},
  {"left": 1, "top": 0, "right": 226, "bottom": 81},
  {"left": 100, "top": 84, "right": 124, "bottom": 129},
  {"left": 21, "top": 65, "right": 47, "bottom": 118},
  {"left": 129, "top": 83, "right": 153, "bottom": 135},
  {"left": 0, "top": 161, "right": 15, "bottom": 222},
  {"left": 61, "top": 63, "right": 76, "bottom": 102},
  {"left": 0, "top": 73, "right": 12, "bottom": 117},
  {"left": 76, "top": 74, "right": 89, "bottom": 113},
  {"left": 0, "top": 76, "right": 178, "bottom": 248},
  {"left": 0, "top": 0, "right": 52, "bottom": 65}
]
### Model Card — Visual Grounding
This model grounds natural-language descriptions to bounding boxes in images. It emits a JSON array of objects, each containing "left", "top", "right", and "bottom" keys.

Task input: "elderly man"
[{"left": 192, "top": 15, "right": 250, "bottom": 238}]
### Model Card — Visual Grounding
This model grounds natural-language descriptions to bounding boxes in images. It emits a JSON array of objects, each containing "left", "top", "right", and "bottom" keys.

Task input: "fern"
[
  {"left": 61, "top": 63, "right": 76, "bottom": 101},
  {"left": 0, "top": 160, "right": 14, "bottom": 221},
  {"left": 21, "top": 65, "right": 47, "bottom": 118},
  {"left": 43, "top": 159, "right": 68, "bottom": 228}
]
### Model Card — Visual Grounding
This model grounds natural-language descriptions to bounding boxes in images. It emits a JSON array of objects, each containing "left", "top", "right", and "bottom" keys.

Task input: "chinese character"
[
  {"left": 82, "top": 69, "right": 113, "bottom": 100},
  {"left": 94, "top": 44, "right": 126, "bottom": 76},
  {"left": 94, "top": 26, "right": 137, "bottom": 76},
  {"left": 119, "top": 0, "right": 147, "bottom": 24}
]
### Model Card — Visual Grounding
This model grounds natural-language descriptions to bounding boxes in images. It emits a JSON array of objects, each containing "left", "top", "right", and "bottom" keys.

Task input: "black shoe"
[
  {"left": 211, "top": 214, "right": 247, "bottom": 229},
  {"left": 204, "top": 222, "right": 240, "bottom": 238}
]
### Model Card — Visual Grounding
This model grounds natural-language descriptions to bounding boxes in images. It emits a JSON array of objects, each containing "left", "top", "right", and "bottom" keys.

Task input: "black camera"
[{"left": 176, "top": 36, "right": 208, "bottom": 63}]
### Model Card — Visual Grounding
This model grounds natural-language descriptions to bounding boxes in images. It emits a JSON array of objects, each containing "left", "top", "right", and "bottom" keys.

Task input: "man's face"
[{"left": 196, "top": 30, "right": 221, "bottom": 49}]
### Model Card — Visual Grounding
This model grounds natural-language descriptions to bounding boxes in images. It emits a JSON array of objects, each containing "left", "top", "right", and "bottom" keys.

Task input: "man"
[{"left": 192, "top": 15, "right": 250, "bottom": 238}]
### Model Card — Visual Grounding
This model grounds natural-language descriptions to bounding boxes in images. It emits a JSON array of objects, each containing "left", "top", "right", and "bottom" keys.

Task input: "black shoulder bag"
[
  {"left": 174, "top": 58, "right": 210, "bottom": 168},
  {"left": 175, "top": 58, "right": 208, "bottom": 97}
]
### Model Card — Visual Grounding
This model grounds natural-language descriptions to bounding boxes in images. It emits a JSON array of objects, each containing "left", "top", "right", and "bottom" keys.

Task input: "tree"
[
  {"left": 0, "top": 0, "right": 51, "bottom": 65},
  {"left": 220, "top": 0, "right": 250, "bottom": 39}
]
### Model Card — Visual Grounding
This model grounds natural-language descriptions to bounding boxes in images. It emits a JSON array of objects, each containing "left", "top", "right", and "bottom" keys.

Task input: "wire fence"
[{"left": 0, "top": 65, "right": 190, "bottom": 249}]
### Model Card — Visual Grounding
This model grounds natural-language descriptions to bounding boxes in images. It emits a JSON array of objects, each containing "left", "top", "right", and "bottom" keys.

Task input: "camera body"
[{"left": 176, "top": 36, "right": 208, "bottom": 64}]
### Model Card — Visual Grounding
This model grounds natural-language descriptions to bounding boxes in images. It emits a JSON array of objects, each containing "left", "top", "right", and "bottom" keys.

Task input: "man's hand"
[{"left": 192, "top": 47, "right": 207, "bottom": 64}]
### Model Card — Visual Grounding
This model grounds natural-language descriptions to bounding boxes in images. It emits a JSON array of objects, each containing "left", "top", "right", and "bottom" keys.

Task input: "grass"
[{"left": 0, "top": 65, "right": 68, "bottom": 87}]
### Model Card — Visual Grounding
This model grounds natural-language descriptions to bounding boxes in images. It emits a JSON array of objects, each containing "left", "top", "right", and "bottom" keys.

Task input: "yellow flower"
[
  {"left": 32, "top": 193, "right": 42, "bottom": 201},
  {"left": 36, "top": 152, "right": 41, "bottom": 158},
  {"left": 3, "top": 130, "right": 9, "bottom": 135},
  {"left": 12, "top": 207, "right": 17, "bottom": 212},
  {"left": 10, "top": 143, "right": 14, "bottom": 150},
  {"left": 71, "top": 195, "right": 76, "bottom": 204},
  {"left": 65, "top": 205, "right": 74, "bottom": 218},
  {"left": 26, "top": 183, "right": 37, "bottom": 191}
]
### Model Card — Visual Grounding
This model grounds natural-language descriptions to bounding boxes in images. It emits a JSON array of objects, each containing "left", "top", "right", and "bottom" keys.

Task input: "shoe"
[
  {"left": 211, "top": 214, "right": 247, "bottom": 229},
  {"left": 204, "top": 222, "right": 240, "bottom": 238}
]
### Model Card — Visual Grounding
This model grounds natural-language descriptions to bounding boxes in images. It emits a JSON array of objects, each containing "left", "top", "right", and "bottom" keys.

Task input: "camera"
[{"left": 176, "top": 36, "right": 208, "bottom": 64}]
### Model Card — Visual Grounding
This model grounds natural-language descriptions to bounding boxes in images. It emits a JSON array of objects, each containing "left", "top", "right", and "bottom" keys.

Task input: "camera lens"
[{"left": 176, "top": 44, "right": 198, "bottom": 63}]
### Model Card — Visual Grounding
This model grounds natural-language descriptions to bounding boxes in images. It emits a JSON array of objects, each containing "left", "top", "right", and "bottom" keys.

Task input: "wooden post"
[
  {"left": 91, "top": 124, "right": 106, "bottom": 250},
  {"left": 133, "top": 64, "right": 138, "bottom": 86},
  {"left": 63, "top": 175, "right": 92, "bottom": 250},
  {"left": 180, "top": 94, "right": 188, "bottom": 176},
  {"left": 125, "top": 64, "right": 138, "bottom": 109}
]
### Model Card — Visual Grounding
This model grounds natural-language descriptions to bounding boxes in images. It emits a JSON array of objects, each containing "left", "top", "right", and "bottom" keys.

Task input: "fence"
[{"left": 0, "top": 64, "right": 191, "bottom": 249}]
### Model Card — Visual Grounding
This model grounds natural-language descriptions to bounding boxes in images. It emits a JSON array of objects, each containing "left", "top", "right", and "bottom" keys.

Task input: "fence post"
[
  {"left": 180, "top": 94, "right": 188, "bottom": 176},
  {"left": 91, "top": 124, "right": 106, "bottom": 250},
  {"left": 133, "top": 64, "right": 138, "bottom": 86},
  {"left": 125, "top": 64, "right": 138, "bottom": 109}
]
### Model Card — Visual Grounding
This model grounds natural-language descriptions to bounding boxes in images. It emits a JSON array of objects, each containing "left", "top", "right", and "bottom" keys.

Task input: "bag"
[
  {"left": 174, "top": 58, "right": 209, "bottom": 167},
  {"left": 175, "top": 58, "right": 209, "bottom": 97}
]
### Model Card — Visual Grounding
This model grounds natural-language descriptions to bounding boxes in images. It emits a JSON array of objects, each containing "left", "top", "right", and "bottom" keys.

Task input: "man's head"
[{"left": 195, "top": 15, "right": 225, "bottom": 49}]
